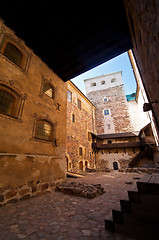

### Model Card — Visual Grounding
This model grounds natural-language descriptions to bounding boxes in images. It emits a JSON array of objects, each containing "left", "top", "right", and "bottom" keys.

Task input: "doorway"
[
  {"left": 113, "top": 161, "right": 118, "bottom": 170},
  {"left": 79, "top": 161, "right": 83, "bottom": 171}
]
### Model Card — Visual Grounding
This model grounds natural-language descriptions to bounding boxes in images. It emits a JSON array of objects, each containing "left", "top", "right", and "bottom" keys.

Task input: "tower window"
[
  {"left": 107, "top": 124, "right": 111, "bottom": 129},
  {"left": 91, "top": 82, "right": 96, "bottom": 86},
  {"left": 3, "top": 42, "right": 22, "bottom": 67},
  {"left": 104, "top": 109, "right": 110, "bottom": 115},
  {"left": 104, "top": 97, "right": 108, "bottom": 102},
  {"left": 111, "top": 78, "right": 116, "bottom": 83}
]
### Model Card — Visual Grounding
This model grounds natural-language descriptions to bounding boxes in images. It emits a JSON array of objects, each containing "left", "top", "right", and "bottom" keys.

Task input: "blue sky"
[{"left": 71, "top": 51, "right": 137, "bottom": 95}]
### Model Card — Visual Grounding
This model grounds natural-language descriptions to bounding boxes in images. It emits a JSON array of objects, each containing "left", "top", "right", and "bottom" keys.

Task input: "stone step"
[
  {"left": 105, "top": 211, "right": 159, "bottom": 239},
  {"left": 128, "top": 190, "right": 159, "bottom": 204},
  {"left": 128, "top": 191, "right": 141, "bottom": 203},
  {"left": 131, "top": 202, "right": 159, "bottom": 218},
  {"left": 137, "top": 181, "right": 159, "bottom": 194},
  {"left": 120, "top": 198, "right": 159, "bottom": 218},
  {"left": 115, "top": 217, "right": 159, "bottom": 240}
]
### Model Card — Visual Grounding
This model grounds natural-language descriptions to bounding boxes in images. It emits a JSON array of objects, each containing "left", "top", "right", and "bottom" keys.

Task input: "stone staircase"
[
  {"left": 128, "top": 149, "right": 153, "bottom": 168},
  {"left": 105, "top": 174, "right": 159, "bottom": 240}
]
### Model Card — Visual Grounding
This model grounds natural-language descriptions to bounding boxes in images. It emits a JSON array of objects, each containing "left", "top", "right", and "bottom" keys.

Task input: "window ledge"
[
  {"left": 0, "top": 53, "right": 28, "bottom": 74},
  {"left": 0, "top": 113, "right": 22, "bottom": 122},
  {"left": 30, "top": 137, "right": 58, "bottom": 146}
]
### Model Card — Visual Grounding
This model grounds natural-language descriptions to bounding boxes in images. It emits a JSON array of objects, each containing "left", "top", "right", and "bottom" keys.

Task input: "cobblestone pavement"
[{"left": 0, "top": 171, "right": 145, "bottom": 240}]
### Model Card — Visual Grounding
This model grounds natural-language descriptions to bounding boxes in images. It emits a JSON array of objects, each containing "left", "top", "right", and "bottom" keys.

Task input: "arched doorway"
[
  {"left": 79, "top": 161, "right": 83, "bottom": 171},
  {"left": 113, "top": 161, "right": 118, "bottom": 170}
]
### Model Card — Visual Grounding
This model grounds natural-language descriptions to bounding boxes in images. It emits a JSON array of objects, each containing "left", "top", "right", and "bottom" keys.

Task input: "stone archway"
[
  {"left": 79, "top": 161, "right": 83, "bottom": 171},
  {"left": 85, "top": 161, "right": 88, "bottom": 167}
]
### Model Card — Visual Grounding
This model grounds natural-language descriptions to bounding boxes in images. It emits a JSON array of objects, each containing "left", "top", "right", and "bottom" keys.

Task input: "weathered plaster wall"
[
  {"left": 0, "top": 21, "right": 67, "bottom": 205},
  {"left": 97, "top": 148, "right": 140, "bottom": 169}
]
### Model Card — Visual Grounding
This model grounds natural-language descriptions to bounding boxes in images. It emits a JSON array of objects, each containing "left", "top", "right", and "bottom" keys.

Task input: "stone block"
[
  {"left": 20, "top": 194, "right": 31, "bottom": 201},
  {"left": 7, "top": 198, "right": 18, "bottom": 204},
  {"left": 5, "top": 190, "right": 17, "bottom": 199},
  {"left": 41, "top": 183, "right": 49, "bottom": 191},
  {"left": 19, "top": 188, "right": 30, "bottom": 196},
  {"left": 0, "top": 194, "right": 4, "bottom": 202},
  {"left": 31, "top": 186, "right": 37, "bottom": 193}
]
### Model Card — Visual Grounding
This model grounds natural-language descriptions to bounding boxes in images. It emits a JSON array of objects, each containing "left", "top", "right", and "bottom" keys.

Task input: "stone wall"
[
  {"left": 0, "top": 21, "right": 67, "bottom": 205},
  {"left": 66, "top": 81, "right": 96, "bottom": 172},
  {"left": 87, "top": 85, "right": 133, "bottom": 134},
  {"left": 96, "top": 148, "right": 140, "bottom": 170},
  {"left": 124, "top": 0, "right": 159, "bottom": 134}
]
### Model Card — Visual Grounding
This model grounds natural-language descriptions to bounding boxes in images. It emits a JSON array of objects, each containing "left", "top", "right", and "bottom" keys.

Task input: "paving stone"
[
  {"left": 17, "top": 233, "right": 27, "bottom": 239},
  {"left": 82, "top": 229, "right": 91, "bottom": 236}
]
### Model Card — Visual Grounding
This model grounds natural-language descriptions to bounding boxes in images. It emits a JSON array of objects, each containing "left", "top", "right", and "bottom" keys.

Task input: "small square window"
[
  {"left": 101, "top": 81, "right": 105, "bottom": 85},
  {"left": 77, "top": 99, "right": 81, "bottom": 110},
  {"left": 104, "top": 109, "right": 109, "bottom": 115}
]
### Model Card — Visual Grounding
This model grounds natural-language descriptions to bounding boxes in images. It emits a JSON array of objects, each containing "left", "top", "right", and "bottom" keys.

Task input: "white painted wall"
[
  {"left": 127, "top": 94, "right": 150, "bottom": 132},
  {"left": 84, "top": 71, "right": 123, "bottom": 94}
]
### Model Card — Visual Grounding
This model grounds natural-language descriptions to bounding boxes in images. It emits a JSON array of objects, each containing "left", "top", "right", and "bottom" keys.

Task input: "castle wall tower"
[{"left": 84, "top": 71, "right": 133, "bottom": 134}]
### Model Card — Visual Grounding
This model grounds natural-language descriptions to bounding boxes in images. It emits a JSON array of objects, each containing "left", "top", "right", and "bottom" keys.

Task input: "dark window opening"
[
  {"left": 0, "top": 90, "right": 15, "bottom": 116},
  {"left": 72, "top": 114, "right": 75, "bottom": 123},
  {"left": 79, "top": 147, "right": 83, "bottom": 156},
  {"left": 3, "top": 42, "right": 22, "bottom": 67},
  {"left": 77, "top": 98, "right": 81, "bottom": 110}
]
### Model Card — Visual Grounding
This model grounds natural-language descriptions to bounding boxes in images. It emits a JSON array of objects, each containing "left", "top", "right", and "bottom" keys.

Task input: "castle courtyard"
[{"left": 0, "top": 171, "right": 146, "bottom": 240}]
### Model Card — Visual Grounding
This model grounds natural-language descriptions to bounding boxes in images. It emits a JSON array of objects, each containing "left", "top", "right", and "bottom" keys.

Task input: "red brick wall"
[{"left": 66, "top": 82, "right": 96, "bottom": 172}]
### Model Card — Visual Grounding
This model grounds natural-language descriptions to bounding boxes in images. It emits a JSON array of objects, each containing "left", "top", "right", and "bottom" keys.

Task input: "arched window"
[
  {"left": 0, "top": 84, "right": 22, "bottom": 118},
  {"left": 43, "top": 82, "right": 55, "bottom": 99},
  {"left": 79, "top": 147, "right": 83, "bottom": 156},
  {"left": 35, "top": 120, "right": 53, "bottom": 141},
  {"left": 111, "top": 78, "right": 116, "bottom": 83},
  {"left": 3, "top": 42, "right": 23, "bottom": 67}
]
